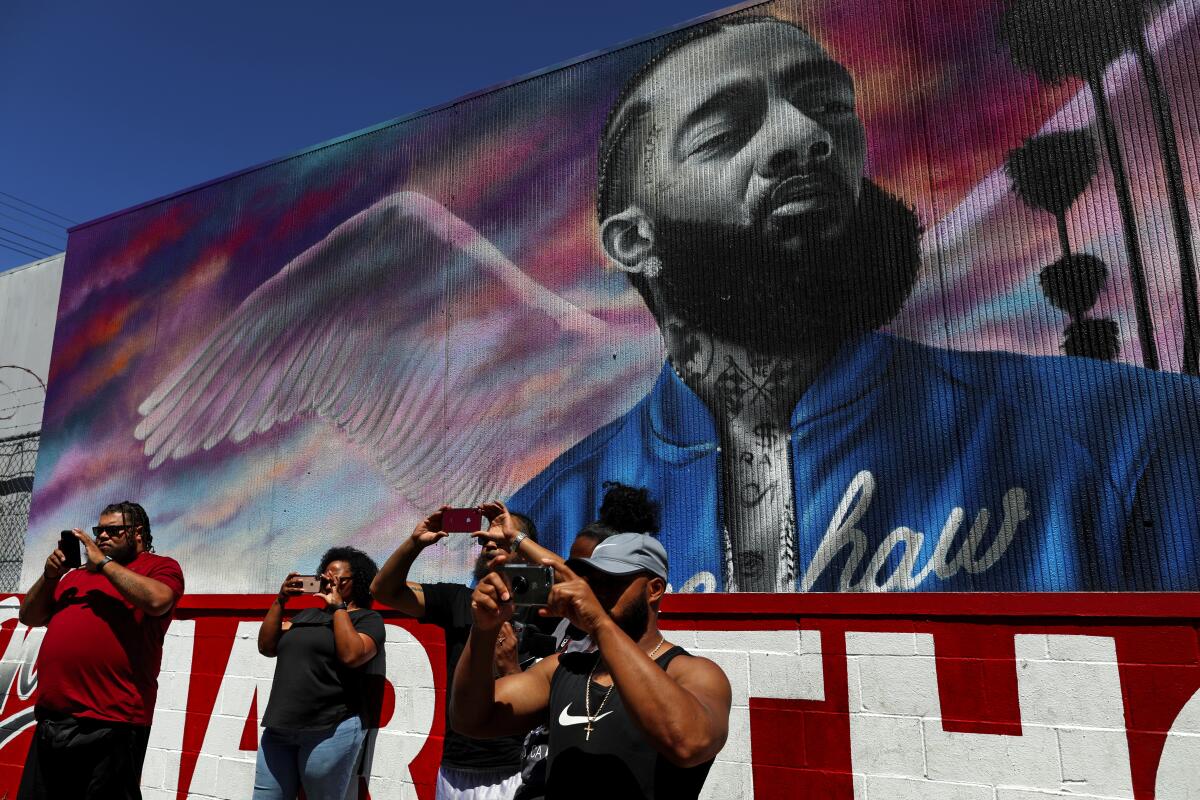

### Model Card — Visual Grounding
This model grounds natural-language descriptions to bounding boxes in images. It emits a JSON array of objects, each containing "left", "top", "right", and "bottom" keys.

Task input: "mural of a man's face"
[
  {"left": 601, "top": 18, "right": 920, "bottom": 354},
  {"left": 637, "top": 21, "right": 866, "bottom": 244}
]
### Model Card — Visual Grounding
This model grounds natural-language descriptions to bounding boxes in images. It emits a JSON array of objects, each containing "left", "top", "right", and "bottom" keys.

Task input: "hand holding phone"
[
  {"left": 295, "top": 575, "right": 323, "bottom": 594},
  {"left": 58, "top": 530, "right": 82, "bottom": 570},
  {"left": 501, "top": 564, "right": 554, "bottom": 607},
  {"left": 441, "top": 507, "right": 483, "bottom": 533}
]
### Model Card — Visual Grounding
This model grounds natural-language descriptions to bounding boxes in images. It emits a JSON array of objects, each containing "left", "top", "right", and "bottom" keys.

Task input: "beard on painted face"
[{"left": 650, "top": 179, "right": 922, "bottom": 356}]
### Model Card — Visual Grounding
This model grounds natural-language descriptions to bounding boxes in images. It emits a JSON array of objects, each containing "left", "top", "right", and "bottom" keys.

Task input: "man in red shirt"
[{"left": 16, "top": 501, "right": 185, "bottom": 800}]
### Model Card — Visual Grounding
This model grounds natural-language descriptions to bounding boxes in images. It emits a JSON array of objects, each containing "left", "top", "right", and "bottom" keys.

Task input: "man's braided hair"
[
  {"left": 101, "top": 501, "right": 153, "bottom": 552},
  {"left": 595, "top": 14, "right": 815, "bottom": 317}
]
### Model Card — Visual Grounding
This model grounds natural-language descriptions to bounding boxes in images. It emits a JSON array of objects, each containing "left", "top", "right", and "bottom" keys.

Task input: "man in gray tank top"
[{"left": 451, "top": 532, "right": 732, "bottom": 799}]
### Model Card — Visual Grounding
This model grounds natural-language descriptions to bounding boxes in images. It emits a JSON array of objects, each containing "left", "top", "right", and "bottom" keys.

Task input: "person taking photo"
[
  {"left": 452, "top": 532, "right": 731, "bottom": 799},
  {"left": 17, "top": 501, "right": 184, "bottom": 800},
  {"left": 254, "top": 546, "right": 385, "bottom": 800}
]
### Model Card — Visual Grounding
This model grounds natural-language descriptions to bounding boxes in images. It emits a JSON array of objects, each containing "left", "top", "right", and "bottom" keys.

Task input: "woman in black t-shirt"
[{"left": 252, "top": 547, "right": 386, "bottom": 800}]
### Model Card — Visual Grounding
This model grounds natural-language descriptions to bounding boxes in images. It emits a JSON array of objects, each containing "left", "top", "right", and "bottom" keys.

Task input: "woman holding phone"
[{"left": 253, "top": 546, "right": 384, "bottom": 800}]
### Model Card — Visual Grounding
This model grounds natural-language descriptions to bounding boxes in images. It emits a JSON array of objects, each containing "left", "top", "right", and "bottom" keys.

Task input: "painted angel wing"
[{"left": 134, "top": 191, "right": 605, "bottom": 507}]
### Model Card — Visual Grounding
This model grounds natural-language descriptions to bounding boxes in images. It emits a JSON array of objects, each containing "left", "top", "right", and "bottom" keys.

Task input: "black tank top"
[{"left": 544, "top": 646, "right": 714, "bottom": 799}]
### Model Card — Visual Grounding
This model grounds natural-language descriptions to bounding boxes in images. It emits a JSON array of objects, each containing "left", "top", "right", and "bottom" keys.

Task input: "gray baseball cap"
[{"left": 567, "top": 532, "right": 669, "bottom": 581}]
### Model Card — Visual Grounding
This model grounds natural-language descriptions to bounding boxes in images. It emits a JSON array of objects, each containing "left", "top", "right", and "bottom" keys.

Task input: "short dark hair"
[
  {"left": 597, "top": 481, "right": 661, "bottom": 533},
  {"left": 596, "top": 15, "right": 818, "bottom": 316},
  {"left": 574, "top": 520, "right": 618, "bottom": 544},
  {"left": 509, "top": 512, "right": 539, "bottom": 543},
  {"left": 101, "top": 501, "right": 153, "bottom": 551},
  {"left": 318, "top": 546, "right": 380, "bottom": 609}
]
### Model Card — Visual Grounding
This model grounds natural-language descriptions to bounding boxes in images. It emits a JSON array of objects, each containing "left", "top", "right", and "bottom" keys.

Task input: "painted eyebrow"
[
  {"left": 779, "top": 59, "right": 855, "bottom": 90},
  {"left": 678, "top": 58, "right": 854, "bottom": 132},
  {"left": 679, "top": 79, "right": 759, "bottom": 132}
]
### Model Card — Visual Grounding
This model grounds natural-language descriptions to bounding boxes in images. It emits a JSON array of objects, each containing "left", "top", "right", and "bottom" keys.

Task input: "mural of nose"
[{"left": 764, "top": 135, "right": 832, "bottom": 177}]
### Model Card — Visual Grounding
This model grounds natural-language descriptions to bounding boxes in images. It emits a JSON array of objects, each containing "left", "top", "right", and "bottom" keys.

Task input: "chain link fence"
[{"left": 0, "top": 431, "right": 36, "bottom": 592}]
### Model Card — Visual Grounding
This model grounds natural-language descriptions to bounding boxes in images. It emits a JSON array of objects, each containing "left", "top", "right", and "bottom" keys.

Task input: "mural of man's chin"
[{"left": 650, "top": 179, "right": 923, "bottom": 355}]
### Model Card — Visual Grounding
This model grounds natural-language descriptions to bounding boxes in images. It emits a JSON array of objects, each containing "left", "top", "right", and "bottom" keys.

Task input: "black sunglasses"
[{"left": 92, "top": 525, "right": 132, "bottom": 539}]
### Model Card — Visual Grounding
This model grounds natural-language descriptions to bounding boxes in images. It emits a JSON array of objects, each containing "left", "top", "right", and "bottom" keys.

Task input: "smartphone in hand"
[
  {"left": 501, "top": 564, "right": 554, "bottom": 607},
  {"left": 295, "top": 575, "right": 323, "bottom": 594},
  {"left": 58, "top": 530, "right": 81, "bottom": 570},
  {"left": 442, "top": 507, "right": 483, "bottom": 533}
]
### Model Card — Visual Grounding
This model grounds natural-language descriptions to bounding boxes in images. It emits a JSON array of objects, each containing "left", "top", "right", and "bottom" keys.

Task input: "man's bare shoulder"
[{"left": 665, "top": 649, "right": 730, "bottom": 685}]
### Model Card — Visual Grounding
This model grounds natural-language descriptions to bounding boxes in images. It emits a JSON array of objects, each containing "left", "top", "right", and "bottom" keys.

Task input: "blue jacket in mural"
[{"left": 509, "top": 332, "right": 1200, "bottom": 592}]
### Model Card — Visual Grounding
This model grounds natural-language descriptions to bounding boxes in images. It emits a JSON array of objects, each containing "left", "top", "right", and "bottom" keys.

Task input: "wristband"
[
  {"left": 510, "top": 531, "right": 527, "bottom": 553},
  {"left": 335, "top": 602, "right": 349, "bottom": 612},
  {"left": 93, "top": 555, "right": 113, "bottom": 573}
]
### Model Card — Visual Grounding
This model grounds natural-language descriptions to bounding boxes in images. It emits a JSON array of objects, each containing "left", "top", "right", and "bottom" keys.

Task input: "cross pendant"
[{"left": 585, "top": 723, "right": 592, "bottom": 741}]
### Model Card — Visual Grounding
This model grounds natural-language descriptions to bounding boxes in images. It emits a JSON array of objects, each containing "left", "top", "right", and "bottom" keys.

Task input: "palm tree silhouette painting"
[
  {"left": 997, "top": 0, "right": 1200, "bottom": 373},
  {"left": 1007, "top": 130, "right": 1120, "bottom": 360}
]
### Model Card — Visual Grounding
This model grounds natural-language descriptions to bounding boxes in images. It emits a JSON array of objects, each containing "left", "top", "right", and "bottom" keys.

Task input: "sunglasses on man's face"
[{"left": 92, "top": 525, "right": 132, "bottom": 540}]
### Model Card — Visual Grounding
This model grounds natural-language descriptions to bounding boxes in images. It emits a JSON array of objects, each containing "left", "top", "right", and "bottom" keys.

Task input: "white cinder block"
[
  {"left": 853, "top": 655, "right": 939, "bottom": 717},
  {"left": 749, "top": 652, "right": 824, "bottom": 700},
  {"left": 160, "top": 620, "right": 195, "bottom": 671},
  {"left": 215, "top": 755, "right": 256, "bottom": 790},
  {"left": 146, "top": 708, "right": 186, "bottom": 764},
  {"left": 216, "top": 676, "right": 259, "bottom": 716},
  {"left": 799, "top": 629, "right": 823, "bottom": 654},
  {"left": 716, "top": 705, "right": 752, "bottom": 764},
  {"left": 392, "top": 641, "right": 437, "bottom": 688},
  {"left": 224, "top": 627, "right": 274, "bottom": 679},
  {"left": 1011, "top": 634, "right": 1049, "bottom": 660},
  {"left": 659, "top": 627, "right": 698, "bottom": 647},
  {"left": 699, "top": 759, "right": 752, "bottom": 800},
  {"left": 696, "top": 629, "right": 801, "bottom": 653},
  {"left": 411, "top": 687, "right": 437, "bottom": 733},
  {"left": 996, "top": 790, "right": 1125, "bottom": 800},
  {"left": 1015, "top": 644, "right": 1125, "bottom": 729},
  {"left": 368, "top": 731, "right": 432, "bottom": 781},
  {"left": 361, "top": 776, "right": 418, "bottom": 800},
  {"left": 140, "top": 747, "right": 170, "bottom": 788},
  {"left": 183, "top": 752, "right": 221, "bottom": 798},
  {"left": 845, "top": 631, "right": 920, "bottom": 656},
  {"left": 1041, "top": 635, "right": 1118, "bottom": 664},
  {"left": 1057, "top": 727, "right": 1134, "bottom": 796},
  {"left": 923, "top": 720, "right": 1061, "bottom": 789},
  {"left": 156, "top": 670, "right": 190, "bottom": 711},
  {"left": 865, "top": 775, "right": 992, "bottom": 800},
  {"left": 850, "top": 713, "right": 926, "bottom": 778}
]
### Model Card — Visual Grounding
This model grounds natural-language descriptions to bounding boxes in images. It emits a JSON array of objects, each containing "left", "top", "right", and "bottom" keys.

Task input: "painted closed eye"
[
  {"left": 690, "top": 129, "right": 737, "bottom": 157},
  {"left": 811, "top": 99, "right": 853, "bottom": 115}
]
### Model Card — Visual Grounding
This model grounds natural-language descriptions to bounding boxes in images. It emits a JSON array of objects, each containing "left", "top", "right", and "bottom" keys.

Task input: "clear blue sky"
[{"left": 0, "top": 0, "right": 732, "bottom": 272}]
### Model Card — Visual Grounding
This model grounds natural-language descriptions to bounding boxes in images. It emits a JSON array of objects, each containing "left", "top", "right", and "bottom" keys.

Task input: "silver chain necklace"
[{"left": 584, "top": 635, "right": 666, "bottom": 741}]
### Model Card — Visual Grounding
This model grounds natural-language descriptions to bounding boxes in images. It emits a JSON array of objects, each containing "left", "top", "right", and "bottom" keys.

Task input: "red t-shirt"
[{"left": 35, "top": 551, "right": 185, "bottom": 725}]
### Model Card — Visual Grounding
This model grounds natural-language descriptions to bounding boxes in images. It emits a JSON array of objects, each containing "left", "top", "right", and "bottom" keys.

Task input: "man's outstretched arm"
[{"left": 371, "top": 508, "right": 449, "bottom": 616}]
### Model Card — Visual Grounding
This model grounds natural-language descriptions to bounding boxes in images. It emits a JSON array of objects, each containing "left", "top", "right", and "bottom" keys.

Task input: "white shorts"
[{"left": 435, "top": 765, "right": 522, "bottom": 800}]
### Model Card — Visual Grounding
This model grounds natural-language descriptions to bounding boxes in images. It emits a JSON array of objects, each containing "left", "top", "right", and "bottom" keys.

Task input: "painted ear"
[{"left": 600, "top": 208, "right": 657, "bottom": 276}]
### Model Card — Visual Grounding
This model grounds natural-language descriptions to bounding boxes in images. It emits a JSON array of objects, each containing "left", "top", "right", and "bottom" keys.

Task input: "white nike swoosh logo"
[{"left": 558, "top": 704, "right": 614, "bottom": 727}]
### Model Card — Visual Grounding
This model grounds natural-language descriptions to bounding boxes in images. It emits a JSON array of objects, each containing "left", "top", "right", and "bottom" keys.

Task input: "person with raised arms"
[{"left": 451, "top": 532, "right": 731, "bottom": 799}]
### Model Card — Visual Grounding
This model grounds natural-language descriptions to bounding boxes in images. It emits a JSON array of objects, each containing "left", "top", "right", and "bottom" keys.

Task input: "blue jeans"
[{"left": 252, "top": 715, "right": 366, "bottom": 800}]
